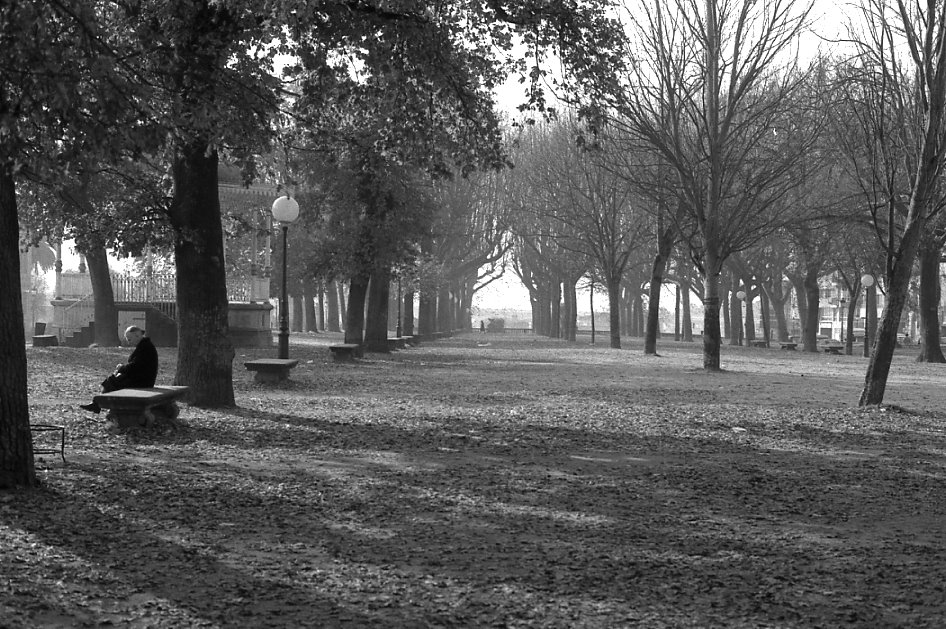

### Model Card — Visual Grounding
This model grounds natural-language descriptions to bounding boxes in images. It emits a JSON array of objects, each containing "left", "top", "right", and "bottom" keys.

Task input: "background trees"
[{"left": 601, "top": 0, "right": 816, "bottom": 370}]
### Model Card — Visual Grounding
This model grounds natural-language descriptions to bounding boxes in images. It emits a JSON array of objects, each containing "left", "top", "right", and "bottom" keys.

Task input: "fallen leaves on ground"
[{"left": 4, "top": 334, "right": 946, "bottom": 627}]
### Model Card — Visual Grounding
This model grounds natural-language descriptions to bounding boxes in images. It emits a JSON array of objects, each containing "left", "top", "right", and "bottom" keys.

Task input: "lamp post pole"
[
  {"left": 272, "top": 196, "right": 300, "bottom": 359},
  {"left": 278, "top": 223, "right": 290, "bottom": 358},
  {"left": 861, "top": 274, "right": 875, "bottom": 358}
]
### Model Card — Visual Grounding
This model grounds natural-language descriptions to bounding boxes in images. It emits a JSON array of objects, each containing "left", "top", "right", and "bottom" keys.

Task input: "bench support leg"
[{"left": 253, "top": 370, "right": 288, "bottom": 383}]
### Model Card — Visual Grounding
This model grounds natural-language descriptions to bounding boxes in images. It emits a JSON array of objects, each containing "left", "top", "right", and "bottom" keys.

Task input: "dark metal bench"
[
  {"left": 244, "top": 358, "right": 299, "bottom": 383},
  {"left": 823, "top": 346, "right": 843, "bottom": 355},
  {"left": 93, "top": 386, "right": 190, "bottom": 429},
  {"left": 748, "top": 340, "right": 768, "bottom": 348},
  {"left": 780, "top": 342, "right": 797, "bottom": 350},
  {"left": 329, "top": 344, "right": 362, "bottom": 362}
]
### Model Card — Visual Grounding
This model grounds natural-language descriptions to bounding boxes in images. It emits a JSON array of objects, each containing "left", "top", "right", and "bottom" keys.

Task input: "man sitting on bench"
[{"left": 80, "top": 326, "right": 158, "bottom": 414}]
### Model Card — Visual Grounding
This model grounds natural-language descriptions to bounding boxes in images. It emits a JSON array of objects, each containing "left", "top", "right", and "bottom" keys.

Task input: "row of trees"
[
  {"left": 1, "top": 1, "right": 623, "bottom": 488},
  {"left": 492, "top": 0, "right": 946, "bottom": 410}
]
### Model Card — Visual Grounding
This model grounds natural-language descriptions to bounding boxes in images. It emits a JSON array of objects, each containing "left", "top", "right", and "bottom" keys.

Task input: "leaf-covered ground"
[{"left": 4, "top": 333, "right": 946, "bottom": 627}]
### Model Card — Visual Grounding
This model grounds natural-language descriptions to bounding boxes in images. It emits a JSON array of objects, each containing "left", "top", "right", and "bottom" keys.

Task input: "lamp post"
[
  {"left": 272, "top": 195, "right": 300, "bottom": 359},
  {"left": 861, "top": 274, "right": 875, "bottom": 357}
]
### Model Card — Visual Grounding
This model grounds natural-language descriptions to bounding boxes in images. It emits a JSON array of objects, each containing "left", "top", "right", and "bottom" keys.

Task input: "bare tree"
[
  {"left": 603, "top": 0, "right": 815, "bottom": 370},
  {"left": 512, "top": 119, "right": 649, "bottom": 348},
  {"left": 844, "top": 0, "right": 946, "bottom": 405},
  {"left": 427, "top": 169, "right": 513, "bottom": 332}
]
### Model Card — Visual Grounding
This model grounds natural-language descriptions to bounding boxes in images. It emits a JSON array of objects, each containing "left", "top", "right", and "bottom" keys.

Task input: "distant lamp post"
[
  {"left": 861, "top": 274, "right": 875, "bottom": 357},
  {"left": 735, "top": 290, "right": 747, "bottom": 345},
  {"left": 272, "top": 195, "right": 300, "bottom": 359}
]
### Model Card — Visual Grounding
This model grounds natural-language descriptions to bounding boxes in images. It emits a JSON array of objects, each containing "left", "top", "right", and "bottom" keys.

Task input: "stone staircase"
[{"left": 62, "top": 321, "right": 95, "bottom": 348}]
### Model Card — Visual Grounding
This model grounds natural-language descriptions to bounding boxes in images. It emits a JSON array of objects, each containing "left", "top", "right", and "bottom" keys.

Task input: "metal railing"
[
  {"left": 113, "top": 274, "right": 176, "bottom": 302},
  {"left": 59, "top": 272, "right": 255, "bottom": 304}
]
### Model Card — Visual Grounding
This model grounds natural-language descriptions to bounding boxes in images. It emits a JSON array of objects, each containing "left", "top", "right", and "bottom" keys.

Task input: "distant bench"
[
  {"left": 244, "top": 358, "right": 299, "bottom": 383},
  {"left": 780, "top": 342, "right": 797, "bottom": 350},
  {"left": 330, "top": 344, "right": 362, "bottom": 362},
  {"left": 823, "top": 346, "right": 843, "bottom": 355},
  {"left": 93, "top": 385, "right": 190, "bottom": 429},
  {"left": 32, "top": 335, "right": 58, "bottom": 347},
  {"left": 748, "top": 340, "right": 768, "bottom": 348}
]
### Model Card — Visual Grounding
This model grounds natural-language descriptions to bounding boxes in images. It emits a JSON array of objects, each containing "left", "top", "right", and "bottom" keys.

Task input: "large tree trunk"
[
  {"left": 364, "top": 267, "right": 391, "bottom": 352},
  {"left": 802, "top": 269, "right": 821, "bottom": 353},
  {"left": 681, "top": 276, "right": 693, "bottom": 342},
  {"left": 744, "top": 290, "right": 756, "bottom": 343},
  {"left": 729, "top": 285, "right": 742, "bottom": 346},
  {"left": 458, "top": 278, "right": 474, "bottom": 330},
  {"left": 0, "top": 161, "right": 36, "bottom": 489},
  {"left": 437, "top": 285, "right": 453, "bottom": 333},
  {"left": 674, "top": 285, "right": 681, "bottom": 341},
  {"left": 860, "top": 224, "right": 923, "bottom": 404},
  {"left": 533, "top": 284, "right": 550, "bottom": 336},
  {"left": 562, "top": 275, "right": 578, "bottom": 341},
  {"left": 606, "top": 276, "right": 622, "bottom": 349},
  {"left": 701, "top": 0, "right": 723, "bottom": 372},
  {"left": 403, "top": 290, "right": 415, "bottom": 336},
  {"left": 619, "top": 285, "right": 629, "bottom": 336},
  {"left": 915, "top": 238, "right": 945, "bottom": 362},
  {"left": 860, "top": 219, "right": 927, "bottom": 404},
  {"left": 418, "top": 285, "right": 436, "bottom": 338},
  {"left": 701, "top": 246, "right": 723, "bottom": 371},
  {"left": 84, "top": 245, "right": 121, "bottom": 347},
  {"left": 645, "top": 226, "right": 674, "bottom": 354},
  {"left": 291, "top": 293, "right": 303, "bottom": 332},
  {"left": 550, "top": 279, "right": 561, "bottom": 339},
  {"left": 170, "top": 142, "right": 234, "bottom": 407},
  {"left": 326, "top": 279, "right": 341, "bottom": 332},
  {"left": 759, "top": 287, "right": 771, "bottom": 346},
  {"left": 845, "top": 285, "right": 859, "bottom": 356},
  {"left": 303, "top": 278, "right": 317, "bottom": 332},
  {"left": 344, "top": 275, "right": 368, "bottom": 346},
  {"left": 769, "top": 284, "right": 791, "bottom": 342}
]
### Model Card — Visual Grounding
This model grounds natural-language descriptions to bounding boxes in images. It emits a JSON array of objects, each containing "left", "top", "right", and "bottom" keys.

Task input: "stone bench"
[
  {"left": 244, "top": 358, "right": 299, "bottom": 383},
  {"left": 383, "top": 337, "right": 408, "bottom": 352},
  {"left": 93, "top": 386, "right": 190, "bottom": 429},
  {"left": 32, "top": 335, "right": 58, "bottom": 347},
  {"left": 329, "top": 344, "right": 362, "bottom": 362}
]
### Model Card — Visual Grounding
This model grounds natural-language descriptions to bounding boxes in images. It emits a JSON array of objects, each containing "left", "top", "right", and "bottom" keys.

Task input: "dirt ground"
[{"left": 3, "top": 332, "right": 946, "bottom": 628}]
